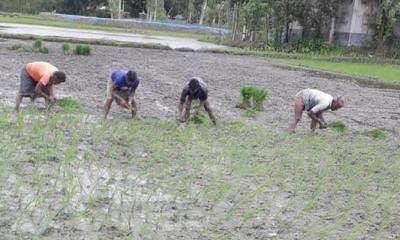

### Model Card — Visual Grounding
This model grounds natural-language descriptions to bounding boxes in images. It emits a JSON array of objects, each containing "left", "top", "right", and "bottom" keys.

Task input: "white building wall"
[{"left": 335, "top": 0, "right": 378, "bottom": 46}]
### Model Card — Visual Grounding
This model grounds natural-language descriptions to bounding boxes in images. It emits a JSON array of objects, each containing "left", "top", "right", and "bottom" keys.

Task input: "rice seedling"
[
  {"left": 366, "top": 128, "right": 385, "bottom": 138},
  {"left": 32, "top": 39, "right": 43, "bottom": 51},
  {"left": 61, "top": 42, "right": 70, "bottom": 54},
  {"left": 238, "top": 85, "right": 268, "bottom": 112},
  {"left": 10, "top": 43, "right": 24, "bottom": 51},
  {"left": 32, "top": 39, "right": 49, "bottom": 54},
  {"left": 243, "top": 107, "right": 257, "bottom": 117},
  {"left": 56, "top": 97, "right": 81, "bottom": 111},
  {"left": 74, "top": 44, "right": 91, "bottom": 56},
  {"left": 330, "top": 121, "right": 347, "bottom": 133},
  {"left": 239, "top": 86, "right": 253, "bottom": 109},
  {"left": 252, "top": 87, "right": 268, "bottom": 111}
]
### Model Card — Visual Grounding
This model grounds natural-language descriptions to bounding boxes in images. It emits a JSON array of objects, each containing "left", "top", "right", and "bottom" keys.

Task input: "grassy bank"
[
  {"left": 286, "top": 59, "right": 400, "bottom": 82},
  {"left": 0, "top": 106, "right": 399, "bottom": 238},
  {"left": 0, "top": 14, "right": 207, "bottom": 40}
]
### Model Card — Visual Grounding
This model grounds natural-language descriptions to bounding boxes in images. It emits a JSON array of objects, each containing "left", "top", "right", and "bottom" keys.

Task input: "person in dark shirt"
[
  {"left": 177, "top": 77, "right": 216, "bottom": 125},
  {"left": 103, "top": 70, "right": 140, "bottom": 119}
]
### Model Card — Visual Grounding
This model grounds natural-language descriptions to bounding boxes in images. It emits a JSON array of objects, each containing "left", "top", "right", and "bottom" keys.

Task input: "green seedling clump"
[
  {"left": 239, "top": 86, "right": 253, "bottom": 109},
  {"left": 40, "top": 47, "right": 49, "bottom": 54},
  {"left": 330, "top": 121, "right": 347, "bottom": 133},
  {"left": 366, "top": 128, "right": 385, "bottom": 139},
  {"left": 188, "top": 113, "right": 208, "bottom": 125},
  {"left": 243, "top": 108, "right": 257, "bottom": 117},
  {"left": 10, "top": 43, "right": 24, "bottom": 51},
  {"left": 74, "top": 44, "right": 91, "bottom": 55},
  {"left": 32, "top": 39, "right": 49, "bottom": 54},
  {"left": 238, "top": 85, "right": 268, "bottom": 112},
  {"left": 57, "top": 97, "right": 81, "bottom": 110},
  {"left": 252, "top": 88, "right": 268, "bottom": 111},
  {"left": 33, "top": 39, "right": 43, "bottom": 51},
  {"left": 61, "top": 42, "right": 70, "bottom": 54}
]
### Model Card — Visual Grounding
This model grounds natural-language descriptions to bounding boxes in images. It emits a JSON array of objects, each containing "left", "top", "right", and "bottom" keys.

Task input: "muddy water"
[
  {"left": 0, "top": 23, "right": 226, "bottom": 50},
  {"left": 0, "top": 39, "right": 399, "bottom": 137}
]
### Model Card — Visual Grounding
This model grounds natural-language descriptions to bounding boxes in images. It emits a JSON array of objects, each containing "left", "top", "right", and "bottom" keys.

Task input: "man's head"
[
  {"left": 188, "top": 78, "right": 200, "bottom": 94},
  {"left": 126, "top": 70, "right": 137, "bottom": 85},
  {"left": 331, "top": 96, "right": 345, "bottom": 111},
  {"left": 52, "top": 71, "right": 66, "bottom": 84}
]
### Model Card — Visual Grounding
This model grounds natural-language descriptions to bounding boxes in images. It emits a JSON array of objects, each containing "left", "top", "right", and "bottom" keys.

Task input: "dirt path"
[
  {"left": 0, "top": 23, "right": 225, "bottom": 50},
  {"left": 1, "top": 39, "right": 399, "bottom": 137}
]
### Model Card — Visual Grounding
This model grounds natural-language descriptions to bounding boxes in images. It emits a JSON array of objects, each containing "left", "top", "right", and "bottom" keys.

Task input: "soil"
[
  {"left": 1, "top": 39, "right": 399, "bottom": 137},
  {"left": 1, "top": 39, "right": 399, "bottom": 239}
]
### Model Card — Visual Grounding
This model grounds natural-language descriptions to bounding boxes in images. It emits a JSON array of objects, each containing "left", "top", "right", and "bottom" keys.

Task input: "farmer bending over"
[
  {"left": 16, "top": 61, "right": 66, "bottom": 111},
  {"left": 289, "top": 88, "right": 344, "bottom": 132},
  {"left": 177, "top": 77, "right": 216, "bottom": 125},
  {"left": 103, "top": 70, "right": 140, "bottom": 119}
]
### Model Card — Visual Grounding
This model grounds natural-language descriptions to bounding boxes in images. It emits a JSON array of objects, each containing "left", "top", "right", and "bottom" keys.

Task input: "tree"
[
  {"left": 125, "top": 0, "right": 146, "bottom": 18},
  {"left": 375, "top": 0, "right": 400, "bottom": 54}
]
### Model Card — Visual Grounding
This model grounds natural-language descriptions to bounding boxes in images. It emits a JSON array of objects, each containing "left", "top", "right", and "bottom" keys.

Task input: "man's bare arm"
[
  {"left": 128, "top": 90, "right": 136, "bottom": 104},
  {"left": 177, "top": 103, "right": 185, "bottom": 121},
  {"left": 307, "top": 111, "right": 323, "bottom": 126},
  {"left": 111, "top": 86, "right": 128, "bottom": 106},
  {"left": 35, "top": 83, "right": 52, "bottom": 101}
]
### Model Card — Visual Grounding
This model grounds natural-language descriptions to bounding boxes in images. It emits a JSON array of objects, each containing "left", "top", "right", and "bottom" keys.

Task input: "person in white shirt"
[{"left": 289, "top": 89, "right": 345, "bottom": 132}]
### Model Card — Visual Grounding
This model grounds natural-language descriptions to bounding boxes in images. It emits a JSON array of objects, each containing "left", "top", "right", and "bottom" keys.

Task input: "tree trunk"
[
  {"left": 199, "top": 0, "right": 207, "bottom": 25},
  {"left": 284, "top": 21, "right": 290, "bottom": 43},
  {"left": 188, "top": 0, "right": 194, "bottom": 23},
  {"left": 231, "top": 2, "right": 239, "bottom": 41},
  {"left": 328, "top": 16, "right": 336, "bottom": 43},
  {"left": 376, "top": 23, "right": 385, "bottom": 56},
  {"left": 284, "top": 1, "right": 290, "bottom": 43}
]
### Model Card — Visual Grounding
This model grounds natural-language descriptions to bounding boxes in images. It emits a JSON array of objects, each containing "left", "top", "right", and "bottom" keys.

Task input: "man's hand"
[
  {"left": 319, "top": 122, "right": 328, "bottom": 129},
  {"left": 49, "top": 96, "right": 56, "bottom": 103},
  {"left": 176, "top": 115, "right": 185, "bottom": 123}
]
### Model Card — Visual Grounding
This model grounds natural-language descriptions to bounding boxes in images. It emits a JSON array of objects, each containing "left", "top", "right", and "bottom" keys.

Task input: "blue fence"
[{"left": 42, "top": 13, "right": 230, "bottom": 35}]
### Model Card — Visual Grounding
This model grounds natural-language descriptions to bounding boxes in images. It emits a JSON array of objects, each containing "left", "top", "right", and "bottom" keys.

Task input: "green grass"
[
  {"left": 0, "top": 106, "right": 399, "bottom": 238},
  {"left": 0, "top": 14, "right": 207, "bottom": 40},
  {"left": 287, "top": 59, "right": 400, "bottom": 82}
]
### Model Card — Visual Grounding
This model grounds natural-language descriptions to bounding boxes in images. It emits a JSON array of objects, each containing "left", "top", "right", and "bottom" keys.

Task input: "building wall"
[{"left": 335, "top": 0, "right": 378, "bottom": 46}]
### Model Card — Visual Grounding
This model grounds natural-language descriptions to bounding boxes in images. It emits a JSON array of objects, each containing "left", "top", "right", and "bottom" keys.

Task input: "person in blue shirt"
[
  {"left": 177, "top": 77, "right": 216, "bottom": 125},
  {"left": 103, "top": 70, "right": 140, "bottom": 118}
]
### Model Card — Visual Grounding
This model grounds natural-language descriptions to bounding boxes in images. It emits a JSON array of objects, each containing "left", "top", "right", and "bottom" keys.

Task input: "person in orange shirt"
[{"left": 16, "top": 62, "right": 66, "bottom": 111}]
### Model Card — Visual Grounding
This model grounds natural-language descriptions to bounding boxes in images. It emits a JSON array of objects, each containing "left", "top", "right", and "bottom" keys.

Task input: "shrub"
[
  {"left": 366, "top": 128, "right": 385, "bottom": 139},
  {"left": 74, "top": 44, "right": 91, "bottom": 55},
  {"left": 61, "top": 43, "right": 70, "bottom": 54},
  {"left": 330, "top": 121, "right": 347, "bottom": 133}
]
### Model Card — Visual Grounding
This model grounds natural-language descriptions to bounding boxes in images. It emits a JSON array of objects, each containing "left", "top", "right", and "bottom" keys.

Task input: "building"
[
  {"left": 335, "top": 0, "right": 377, "bottom": 46},
  {"left": 290, "top": 0, "right": 382, "bottom": 47}
]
